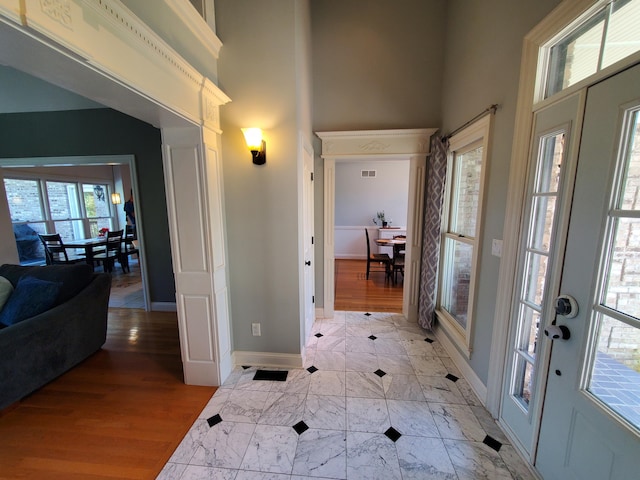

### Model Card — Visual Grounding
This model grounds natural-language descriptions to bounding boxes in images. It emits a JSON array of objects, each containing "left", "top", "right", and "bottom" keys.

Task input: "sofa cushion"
[
  {"left": 0, "top": 264, "right": 94, "bottom": 305},
  {"left": 0, "top": 276, "right": 13, "bottom": 312},
  {"left": 0, "top": 276, "right": 62, "bottom": 327}
]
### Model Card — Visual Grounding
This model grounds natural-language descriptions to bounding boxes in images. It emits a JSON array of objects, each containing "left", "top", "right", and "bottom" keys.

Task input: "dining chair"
[
  {"left": 365, "top": 228, "right": 391, "bottom": 281},
  {"left": 120, "top": 225, "right": 139, "bottom": 273},
  {"left": 38, "top": 233, "right": 85, "bottom": 265},
  {"left": 93, "top": 229, "right": 125, "bottom": 273}
]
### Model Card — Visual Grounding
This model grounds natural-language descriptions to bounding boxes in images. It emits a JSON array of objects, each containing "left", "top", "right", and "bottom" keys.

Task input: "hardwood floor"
[
  {"left": 0, "top": 308, "right": 215, "bottom": 480},
  {"left": 334, "top": 259, "right": 403, "bottom": 312}
]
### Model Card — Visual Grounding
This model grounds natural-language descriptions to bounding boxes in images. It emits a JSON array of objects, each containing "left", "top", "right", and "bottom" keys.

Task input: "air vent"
[{"left": 361, "top": 170, "right": 377, "bottom": 178}]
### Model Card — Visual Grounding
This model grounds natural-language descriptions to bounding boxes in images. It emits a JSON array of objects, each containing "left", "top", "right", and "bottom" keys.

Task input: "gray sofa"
[{"left": 0, "top": 263, "right": 111, "bottom": 410}]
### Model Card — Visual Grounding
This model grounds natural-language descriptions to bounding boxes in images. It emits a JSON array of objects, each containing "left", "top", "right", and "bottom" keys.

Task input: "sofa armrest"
[{"left": 0, "top": 273, "right": 111, "bottom": 409}]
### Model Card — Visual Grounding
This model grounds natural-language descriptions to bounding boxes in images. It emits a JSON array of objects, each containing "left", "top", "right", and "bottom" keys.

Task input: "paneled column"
[{"left": 162, "top": 125, "right": 232, "bottom": 385}]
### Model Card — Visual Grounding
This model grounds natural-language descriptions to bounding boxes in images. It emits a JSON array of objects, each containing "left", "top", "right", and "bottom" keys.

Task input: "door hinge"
[
  {"left": 312, "top": 236, "right": 314, "bottom": 245},
  {"left": 312, "top": 295, "right": 315, "bottom": 303},
  {"left": 310, "top": 172, "right": 314, "bottom": 181}
]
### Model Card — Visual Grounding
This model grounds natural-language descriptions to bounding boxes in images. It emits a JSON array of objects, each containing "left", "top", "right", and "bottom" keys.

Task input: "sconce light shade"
[
  {"left": 111, "top": 192, "right": 122, "bottom": 205},
  {"left": 241, "top": 128, "right": 266, "bottom": 165}
]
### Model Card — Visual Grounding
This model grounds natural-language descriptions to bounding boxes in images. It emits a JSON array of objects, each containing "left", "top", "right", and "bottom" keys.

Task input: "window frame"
[
  {"left": 436, "top": 115, "right": 492, "bottom": 356},
  {"left": 4, "top": 172, "right": 119, "bottom": 263}
]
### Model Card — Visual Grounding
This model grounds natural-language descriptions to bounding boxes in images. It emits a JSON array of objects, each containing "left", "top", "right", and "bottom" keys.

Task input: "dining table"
[
  {"left": 62, "top": 237, "right": 109, "bottom": 267},
  {"left": 375, "top": 237, "right": 406, "bottom": 257}
]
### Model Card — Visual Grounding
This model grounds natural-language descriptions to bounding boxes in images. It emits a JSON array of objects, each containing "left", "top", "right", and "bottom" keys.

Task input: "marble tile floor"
[{"left": 157, "top": 311, "right": 536, "bottom": 480}]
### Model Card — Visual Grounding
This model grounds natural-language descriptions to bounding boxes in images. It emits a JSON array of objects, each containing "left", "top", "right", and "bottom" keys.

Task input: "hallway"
[{"left": 158, "top": 311, "right": 534, "bottom": 479}]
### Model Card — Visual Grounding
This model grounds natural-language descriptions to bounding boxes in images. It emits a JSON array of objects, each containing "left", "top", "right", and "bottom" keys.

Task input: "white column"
[{"left": 161, "top": 125, "right": 232, "bottom": 386}]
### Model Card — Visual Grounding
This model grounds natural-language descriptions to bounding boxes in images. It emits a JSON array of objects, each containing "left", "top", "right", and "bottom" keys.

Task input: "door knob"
[
  {"left": 305, "top": 260, "right": 311, "bottom": 266},
  {"left": 554, "top": 294, "right": 578, "bottom": 318},
  {"left": 544, "top": 324, "right": 571, "bottom": 340}
]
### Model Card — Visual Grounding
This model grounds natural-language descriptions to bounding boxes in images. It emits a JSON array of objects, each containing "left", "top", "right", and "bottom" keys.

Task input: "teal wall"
[{"left": 0, "top": 108, "right": 175, "bottom": 303}]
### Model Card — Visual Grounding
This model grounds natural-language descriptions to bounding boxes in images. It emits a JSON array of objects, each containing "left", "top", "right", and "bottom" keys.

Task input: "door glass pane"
[
  {"left": 620, "top": 110, "right": 640, "bottom": 210},
  {"left": 513, "top": 355, "right": 535, "bottom": 408},
  {"left": 451, "top": 145, "right": 483, "bottom": 237},
  {"left": 523, "top": 252, "right": 548, "bottom": 307},
  {"left": 604, "top": 217, "right": 640, "bottom": 319},
  {"left": 518, "top": 304, "right": 542, "bottom": 356},
  {"left": 441, "top": 237, "right": 473, "bottom": 329},
  {"left": 530, "top": 196, "right": 557, "bottom": 252},
  {"left": 588, "top": 313, "right": 640, "bottom": 430},
  {"left": 536, "top": 132, "right": 565, "bottom": 193},
  {"left": 602, "top": 0, "right": 640, "bottom": 69},
  {"left": 46, "top": 181, "right": 80, "bottom": 220},
  {"left": 3, "top": 178, "right": 43, "bottom": 221}
]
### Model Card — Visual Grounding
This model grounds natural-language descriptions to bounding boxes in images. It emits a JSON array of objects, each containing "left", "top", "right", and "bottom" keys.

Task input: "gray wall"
[
  {"left": 216, "top": 0, "right": 312, "bottom": 354},
  {"left": 309, "top": 0, "right": 563, "bottom": 386},
  {"left": 439, "top": 0, "right": 561, "bottom": 383},
  {"left": 0, "top": 108, "right": 175, "bottom": 304},
  {"left": 335, "top": 161, "right": 409, "bottom": 227},
  {"left": 311, "top": 0, "right": 448, "bottom": 307}
]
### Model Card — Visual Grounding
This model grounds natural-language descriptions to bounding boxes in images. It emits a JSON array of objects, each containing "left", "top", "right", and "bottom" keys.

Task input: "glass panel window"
[
  {"left": 437, "top": 115, "right": 491, "bottom": 352},
  {"left": 586, "top": 105, "right": 640, "bottom": 432},
  {"left": 451, "top": 144, "right": 483, "bottom": 237},
  {"left": 509, "top": 127, "right": 567, "bottom": 412},
  {"left": 620, "top": 111, "right": 640, "bottom": 210},
  {"left": 543, "top": 0, "right": 640, "bottom": 100},
  {"left": 3, "top": 178, "right": 43, "bottom": 222},
  {"left": 83, "top": 183, "right": 113, "bottom": 236},
  {"left": 441, "top": 237, "right": 473, "bottom": 330},
  {"left": 602, "top": 0, "right": 640, "bottom": 69},
  {"left": 588, "top": 314, "right": 640, "bottom": 430},
  {"left": 46, "top": 181, "right": 80, "bottom": 220}
]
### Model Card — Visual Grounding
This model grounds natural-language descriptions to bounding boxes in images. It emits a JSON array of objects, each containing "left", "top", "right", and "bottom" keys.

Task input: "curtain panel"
[{"left": 417, "top": 135, "right": 448, "bottom": 330}]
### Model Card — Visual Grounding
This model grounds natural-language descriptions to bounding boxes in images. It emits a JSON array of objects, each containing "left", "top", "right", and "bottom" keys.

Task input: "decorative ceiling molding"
[
  {"left": 0, "top": 0, "right": 231, "bottom": 127},
  {"left": 316, "top": 128, "right": 438, "bottom": 159}
]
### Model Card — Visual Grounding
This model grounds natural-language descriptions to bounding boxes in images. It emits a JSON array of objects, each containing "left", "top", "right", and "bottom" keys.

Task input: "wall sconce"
[
  {"left": 111, "top": 192, "right": 122, "bottom": 205},
  {"left": 241, "top": 128, "right": 266, "bottom": 165}
]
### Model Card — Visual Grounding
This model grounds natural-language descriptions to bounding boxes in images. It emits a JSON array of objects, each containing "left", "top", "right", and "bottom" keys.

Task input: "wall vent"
[{"left": 361, "top": 170, "right": 377, "bottom": 178}]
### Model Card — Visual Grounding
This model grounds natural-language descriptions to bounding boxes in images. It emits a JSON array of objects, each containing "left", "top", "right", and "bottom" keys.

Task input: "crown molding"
[
  {"left": 316, "top": 128, "right": 438, "bottom": 158},
  {"left": 163, "top": 0, "right": 222, "bottom": 60}
]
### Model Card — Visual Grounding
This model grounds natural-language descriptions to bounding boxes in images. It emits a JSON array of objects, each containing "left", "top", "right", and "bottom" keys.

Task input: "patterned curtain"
[{"left": 417, "top": 134, "right": 448, "bottom": 330}]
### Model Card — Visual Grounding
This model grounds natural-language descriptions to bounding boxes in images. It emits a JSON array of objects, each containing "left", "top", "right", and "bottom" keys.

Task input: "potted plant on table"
[{"left": 373, "top": 211, "right": 388, "bottom": 228}]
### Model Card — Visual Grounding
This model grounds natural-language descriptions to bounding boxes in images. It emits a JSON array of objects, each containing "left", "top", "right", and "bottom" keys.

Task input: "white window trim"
[{"left": 436, "top": 114, "right": 492, "bottom": 357}]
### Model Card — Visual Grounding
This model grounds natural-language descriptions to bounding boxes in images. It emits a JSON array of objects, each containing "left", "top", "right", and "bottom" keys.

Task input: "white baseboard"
[
  {"left": 150, "top": 301, "right": 177, "bottom": 312},
  {"left": 233, "top": 351, "right": 304, "bottom": 369},
  {"left": 433, "top": 323, "right": 488, "bottom": 406}
]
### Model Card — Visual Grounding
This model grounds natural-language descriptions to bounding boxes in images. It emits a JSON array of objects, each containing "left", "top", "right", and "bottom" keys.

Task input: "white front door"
[{"left": 535, "top": 63, "right": 640, "bottom": 479}]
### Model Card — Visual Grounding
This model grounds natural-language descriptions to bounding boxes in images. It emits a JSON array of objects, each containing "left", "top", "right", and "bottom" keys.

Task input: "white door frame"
[{"left": 317, "top": 129, "right": 437, "bottom": 321}]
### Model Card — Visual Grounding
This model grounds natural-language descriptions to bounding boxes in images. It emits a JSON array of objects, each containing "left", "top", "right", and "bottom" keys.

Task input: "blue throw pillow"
[{"left": 0, "top": 276, "right": 62, "bottom": 327}]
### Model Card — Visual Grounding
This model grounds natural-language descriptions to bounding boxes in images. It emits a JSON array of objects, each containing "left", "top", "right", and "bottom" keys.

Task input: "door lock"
[
  {"left": 544, "top": 324, "right": 571, "bottom": 341},
  {"left": 554, "top": 294, "right": 579, "bottom": 318}
]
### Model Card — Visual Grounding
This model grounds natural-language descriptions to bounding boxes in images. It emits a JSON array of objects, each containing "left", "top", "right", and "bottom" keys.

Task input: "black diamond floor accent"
[
  {"left": 307, "top": 365, "right": 318, "bottom": 374},
  {"left": 207, "top": 414, "right": 222, "bottom": 428},
  {"left": 364, "top": 312, "right": 372, "bottom": 316},
  {"left": 385, "top": 427, "right": 402, "bottom": 442},
  {"left": 483, "top": 435, "right": 502, "bottom": 452},
  {"left": 315, "top": 333, "right": 323, "bottom": 338},
  {"left": 374, "top": 369, "right": 387, "bottom": 377},
  {"left": 368, "top": 335, "right": 377, "bottom": 340},
  {"left": 253, "top": 369, "right": 288, "bottom": 381},
  {"left": 445, "top": 373, "right": 459, "bottom": 382},
  {"left": 242, "top": 365, "right": 251, "bottom": 369},
  {"left": 425, "top": 337, "right": 434, "bottom": 343},
  {"left": 293, "top": 421, "right": 309, "bottom": 435}
]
